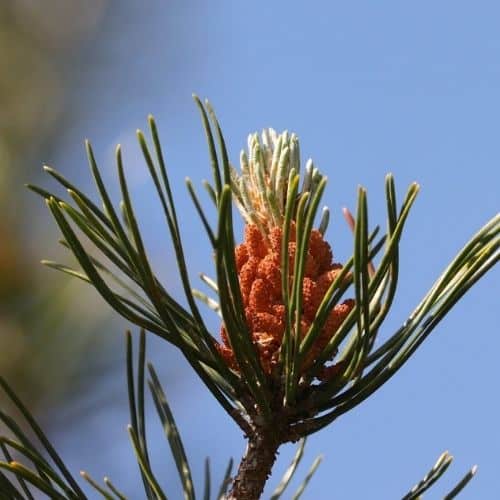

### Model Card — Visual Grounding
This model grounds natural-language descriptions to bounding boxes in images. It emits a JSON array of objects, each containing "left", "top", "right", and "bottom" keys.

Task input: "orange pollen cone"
[{"left": 217, "top": 222, "right": 354, "bottom": 381}]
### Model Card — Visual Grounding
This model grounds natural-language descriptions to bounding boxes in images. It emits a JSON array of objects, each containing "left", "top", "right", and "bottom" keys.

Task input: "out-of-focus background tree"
[
  {"left": 0, "top": 1, "right": 115, "bottom": 414},
  {"left": 1, "top": 2, "right": 499, "bottom": 499}
]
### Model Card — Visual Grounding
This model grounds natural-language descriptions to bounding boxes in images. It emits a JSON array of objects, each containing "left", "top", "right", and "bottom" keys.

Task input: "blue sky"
[{"left": 41, "top": 2, "right": 499, "bottom": 498}]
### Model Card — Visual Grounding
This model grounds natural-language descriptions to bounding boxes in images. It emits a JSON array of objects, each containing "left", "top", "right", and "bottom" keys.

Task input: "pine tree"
[{"left": 1, "top": 97, "right": 498, "bottom": 499}]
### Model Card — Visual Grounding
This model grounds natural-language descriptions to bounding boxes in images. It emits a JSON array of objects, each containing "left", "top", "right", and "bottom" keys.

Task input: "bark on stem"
[{"left": 227, "top": 429, "right": 280, "bottom": 500}]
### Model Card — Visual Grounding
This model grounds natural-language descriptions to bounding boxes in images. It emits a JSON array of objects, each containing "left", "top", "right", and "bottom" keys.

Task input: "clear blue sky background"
[{"left": 40, "top": 2, "right": 499, "bottom": 498}]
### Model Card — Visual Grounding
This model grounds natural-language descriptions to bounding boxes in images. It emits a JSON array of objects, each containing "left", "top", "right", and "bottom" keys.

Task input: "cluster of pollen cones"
[{"left": 217, "top": 222, "right": 354, "bottom": 381}]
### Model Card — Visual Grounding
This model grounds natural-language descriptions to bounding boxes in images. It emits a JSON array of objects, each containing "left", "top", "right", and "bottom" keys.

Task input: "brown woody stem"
[{"left": 227, "top": 429, "right": 280, "bottom": 500}]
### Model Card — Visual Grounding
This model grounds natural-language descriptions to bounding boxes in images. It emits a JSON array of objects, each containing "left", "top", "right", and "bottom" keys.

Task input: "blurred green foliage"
[{"left": 0, "top": 0, "right": 114, "bottom": 416}]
